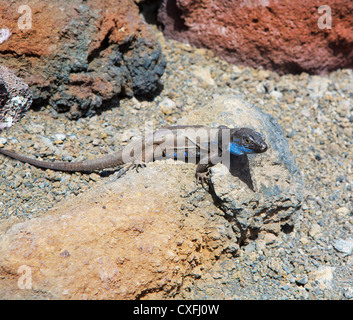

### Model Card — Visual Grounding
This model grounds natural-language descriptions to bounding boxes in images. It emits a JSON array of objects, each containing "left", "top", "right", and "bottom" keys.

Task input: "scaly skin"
[{"left": 0, "top": 125, "right": 268, "bottom": 183}]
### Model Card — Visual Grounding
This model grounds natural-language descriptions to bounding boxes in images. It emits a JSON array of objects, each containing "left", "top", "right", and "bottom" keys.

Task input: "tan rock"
[{"left": 0, "top": 164, "right": 234, "bottom": 299}]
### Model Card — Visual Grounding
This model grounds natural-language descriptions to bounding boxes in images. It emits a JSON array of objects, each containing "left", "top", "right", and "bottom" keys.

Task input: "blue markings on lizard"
[{"left": 228, "top": 142, "right": 256, "bottom": 156}]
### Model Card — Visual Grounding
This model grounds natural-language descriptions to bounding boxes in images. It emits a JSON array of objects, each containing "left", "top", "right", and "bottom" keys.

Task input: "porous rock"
[
  {"left": 179, "top": 94, "right": 305, "bottom": 241},
  {"left": 0, "top": 0, "right": 166, "bottom": 118},
  {"left": 0, "top": 65, "right": 32, "bottom": 130},
  {"left": 0, "top": 165, "right": 236, "bottom": 299},
  {"left": 158, "top": 0, "right": 353, "bottom": 75}
]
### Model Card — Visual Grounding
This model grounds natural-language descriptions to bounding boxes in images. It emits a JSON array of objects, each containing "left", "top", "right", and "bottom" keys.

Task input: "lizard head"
[{"left": 228, "top": 128, "right": 268, "bottom": 155}]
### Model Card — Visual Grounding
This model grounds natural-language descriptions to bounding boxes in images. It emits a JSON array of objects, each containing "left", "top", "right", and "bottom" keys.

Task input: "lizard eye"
[{"left": 245, "top": 138, "right": 250, "bottom": 144}]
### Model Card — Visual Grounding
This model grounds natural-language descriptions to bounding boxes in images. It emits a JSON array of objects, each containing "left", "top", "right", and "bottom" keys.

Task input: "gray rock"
[
  {"left": 0, "top": 65, "right": 32, "bottom": 130},
  {"left": 333, "top": 238, "right": 353, "bottom": 255},
  {"left": 343, "top": 287, "right": 353, "bottom": 299},
  {"left": 296, "top": 275, "right": 309, "bottom": 286},
  {"left": 179, "top": 95, "right": 304, "bottom": 241}
]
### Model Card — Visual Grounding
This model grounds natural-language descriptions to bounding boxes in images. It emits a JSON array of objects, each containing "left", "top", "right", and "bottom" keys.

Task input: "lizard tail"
[{"left": 0, "top": 148, "right": 124, "bottom": 172}]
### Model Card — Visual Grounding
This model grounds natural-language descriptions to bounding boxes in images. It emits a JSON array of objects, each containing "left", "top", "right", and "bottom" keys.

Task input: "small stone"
[
  {"left": 53, "top": 133, "right": 66, "bottom": 144},
  {"left": 264, "top": 233, "right": 277, "bottom": 245},
  {"left": 315, "top": 266, "right": 335, "bottom": 289},
  {"left": 192, "top": 66, "right": 215, "bottom": 87},
  {"left": 281, "top": 284, "right": 290, "bottom": 291},
  {"left": 62, "top": 154, "right": 73, "bottom": 162},
  {"left": 336, "top": 207, "right": 349, "bottom": 215},
  {"left": 296, "top": 275, "right": 308, "bottom": 286},
  {"left": 121, "top": 129, "right": 140, "bottom": 142},
  {"left": 309, "top": 223, "right": 321, "bottom": 238},
  {"left": 13, "top": 178, "right": 22, "bottom": 188},
  {"left": 0, "top": 137, "right": 7, "bottom": 147},
  {"left": 60, "top": 250, "right": 70, "bottom": 258},
  {"left": 159, "top": 97, "right": 177, "bottom": 115},
  {"left": 270, "top": 90, "right": 283, "bottom": 100},
  {"left": 89, "top": 173, "right": 101, "bottom": 182},
  {"left": 212, "top": 272, "right": 223, "bottom": 279},
  {"left": 333, "top": 238, "right": 353, "bottom": 255},
  {"left": 343, "top": 287, "right": 353, "bottom": 299},
  {"left": 53, "top": 133, "right": 66, "bottom": 141},
  {"left": 286, "top": 130, "right": 296, "bottom": 138}
]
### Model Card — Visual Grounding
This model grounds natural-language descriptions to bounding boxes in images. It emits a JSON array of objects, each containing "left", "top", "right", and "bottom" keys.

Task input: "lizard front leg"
[{"left": 196, "top": 152, "right": 222, "bottom": 188}]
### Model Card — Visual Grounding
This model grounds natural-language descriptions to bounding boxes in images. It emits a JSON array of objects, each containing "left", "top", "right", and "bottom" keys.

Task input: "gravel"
[{"left": 1, "top": 26, "right": 353, "bottom": 299}]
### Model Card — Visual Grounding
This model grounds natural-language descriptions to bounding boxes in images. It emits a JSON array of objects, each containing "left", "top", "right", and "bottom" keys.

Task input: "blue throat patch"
[{"left": 228, "top": 142, "right": 255, "bottom": 155}]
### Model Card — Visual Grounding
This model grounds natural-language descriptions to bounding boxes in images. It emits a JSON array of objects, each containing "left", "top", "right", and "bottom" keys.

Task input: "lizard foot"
[
  {"left": 113, "top": 161, "right": 147, "bottom": 179},
  {"left": 132, "top": 160, "right": 147, "bottom": 173},
  {"left": 196, "top": 171, "right": 209, "bottom": 190}
]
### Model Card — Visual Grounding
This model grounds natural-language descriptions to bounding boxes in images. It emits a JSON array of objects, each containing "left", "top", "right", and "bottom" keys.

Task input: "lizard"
[{"left": 0, "top": 125, "right": 268, "bottom": 184}]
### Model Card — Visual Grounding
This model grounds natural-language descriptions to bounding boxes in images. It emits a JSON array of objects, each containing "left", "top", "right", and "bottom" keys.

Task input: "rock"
[
  {"left": 263, "top": 233, "right": 277, "bottom": 245},
  {"left": 192, "top": 66, "right": 215, "bottom": 87},
  {"left": 0, "top": 28, "right": 11, "bottom": 44},
  {"left": 315, "top": 266, "right": 335, "bottom": 290},
  {"left": 0, "top": 65, "right": 32, "bottom": 130},
  {"left": 0, "top": 164, "right": 237, "bottom": 299},
  {"left": 0, "top": 0, "right": 166, "bottom": 118},
  {"left": 333, "top": 238, "right": 353, "bottom": 255},
  {"left": 178, "top": 95, "right": 304, "bottom": 241},
  {"left": 307, "top": 76, "right": 331, "bottom": 98},
  {"left": 0, "top": 95, "right": 304, "bottom": 298},
  {"left": 343, "top": 287, "right": 353, "bottom": 299},
  {"left": 269, "top": 90, "right": 283, "bottom": 101},
  {"left": 296, "top": 275, "right": 309, "bottom": 286},
  {"left": 336, "top": 207, "right": 350, "bottom": 215},
  {"left": 309, "top": 223, "right": 322, "bottom": 238},
  {"left": 0, "top": 137, "right": 7, "bottom": 147},
  {"left": 52, "top": 133, "right": 67, "bottom": 143},
  {"left": 158, "top": 0, "right": 353, "bottom": 75},
  {"left": 159, "top": 97, "right": 177, "bottom": 115}
]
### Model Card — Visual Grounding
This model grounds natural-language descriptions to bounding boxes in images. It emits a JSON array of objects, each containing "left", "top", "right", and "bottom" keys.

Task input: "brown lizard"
[{"left": 0, "top": 125, "right": 268, "bottom": 183}]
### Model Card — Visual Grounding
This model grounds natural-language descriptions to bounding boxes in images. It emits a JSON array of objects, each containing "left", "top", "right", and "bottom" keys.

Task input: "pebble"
[
  {"left": 159, "top": 97, "right": 177, "bottom": 115},
  {"left": 333, "top": 238, "right": 353, "bottom": 255},
  {"left": 336, "top": 207, "right": 349, "bottom": 215},
  {"left": 270, "top": 90, "right": 283, "bottom": 100},
  {"left": 192, "top": 66, "right": 215, "bottom": 87},
  {"left": 343, "top": 287, "right": 353, "bottom": 299},
  {"left": 309, "top": 223, "right": 322, "bottom": 238},
  {"left": 53, "top": 133, "right": 66, "bottom": 141},
  {"left": 0, "top": 137, "right": 7, "bottom": 147},
  {"left": 53, "top": 133, "right": 66, "bottom": 144},
  {"left": 296, "top": 275, "right": 309, "bottom": 286},
  {"left": 263, "top": 233, "right": 277, "bottom": 245}
]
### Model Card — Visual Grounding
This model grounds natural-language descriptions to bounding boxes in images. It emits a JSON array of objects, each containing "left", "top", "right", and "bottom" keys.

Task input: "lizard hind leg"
[
  {"left": 114, "top": 160, "right": 147, "bottom": 179},
  {"left": 131, "top": 160, "right": 147, "bottom": 173}
]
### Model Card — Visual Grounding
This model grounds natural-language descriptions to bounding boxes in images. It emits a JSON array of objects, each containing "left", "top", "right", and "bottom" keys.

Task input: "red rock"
[
  {"left": 0, "top": 0, "right": 166, "bottom": 118},
  {"left": 158, "top": 0, "right": 353, "bottom": 75}
]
